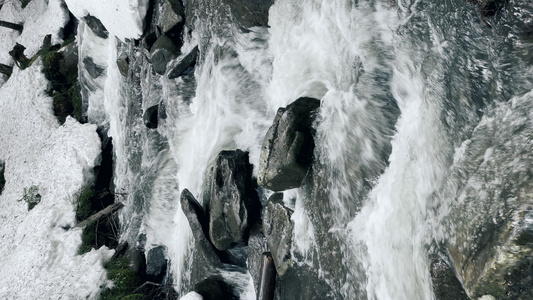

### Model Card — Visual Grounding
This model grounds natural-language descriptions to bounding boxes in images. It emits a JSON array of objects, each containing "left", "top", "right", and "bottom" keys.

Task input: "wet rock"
[
  {"left": 146, "top": 245, "right": 168, "bottom": 283},
  {"left": 158, "top": 0, "right": 185, "bottom": 35},
  {"left": 116, "top": 53, "right": 129, "bottom": 77},
  {"left": 180, "top": 189, "right": 223, "bottom": 268},
  {"left": 143, "top": 105, "right": 159, "bottom": 129},
  {"left": 142, "top": 31, "right": 158, "bottom": 51},
  {"left": 258, "top": 97, "right": 320, "bottom": 191},
  {"left": 168, "top": 45, "right": 199, "bottom": 79},
  {"left": 84, "top": 15, "right": 109, "bottom": 39},
  {"left": 222, "top": 0, "right": 275, "bottom": 28},
  {"left": 247, "top": 223, "right": 269, "bottom": 294},
  {"left": 194, "top": 275, "right": 238, "bottom": 300},
  {"left": 150, "top": 34, "right": 180, "bottom": 75},
  {"left": 275, "top": 264, "right": 332, "bottom": 299},
  {"left": 430, "top": 257, "right": 469, "bottom": 300},
  {"left": 83, "top": 57, "right": 105, "bottom": 79},
  {"left": 0, "top": 161, "right": 5, "bottom": 195},
  {"left": 263, "top": 193, "right": 293, "bottom": 276},
  {"left": 205, "top": 150, "right": 260, "bottom": 251}
]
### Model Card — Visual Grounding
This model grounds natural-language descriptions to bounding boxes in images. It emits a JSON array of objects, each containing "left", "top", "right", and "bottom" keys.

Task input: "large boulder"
[
  {"left": 258, "top": 97, "right": 320, "bottom": 192},
  {"left": 180, "top": 189, "right": 223, "bottom": 268},
  {"left": 205, "top": 150, "right": 260, "bottom": 251},
  {"left": 168, "top": 46, "right": 199, "bottom": 79},
  {"left": 263, "top": 193, "right": 294, "bottom": 276},
  {"left": 150, "top": 34, "right": 180, "bottom": 75},
  {"left": 84, "top": 15, "right": 109, "bottom": 39},
  {"left": 158, "top": 0, "right": 185, "bottom": 35},
  {"left": 222, "top": 0, "right": 275, "bottom": 28},
  {"left": 146, "top": 245, "right": 168, "bottom": 283}
]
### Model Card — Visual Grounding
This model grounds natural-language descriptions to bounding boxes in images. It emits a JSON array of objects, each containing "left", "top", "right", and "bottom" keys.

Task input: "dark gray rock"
[
  {"left": 143, "top": 105, "right": 159, "bottom": 129},
  {"left": 83, "top": 57, "right": 105, "bottom": 79},
  {"left": 150, "top": 34, "right": 180, "bottom": 75},
  {"left": 247, "top": 223, "right": 269, "bottom": 296},
  {"left": 263, "top": 193, "right": 293, "bottom": 276},
  {"left": 142, "top": 31, "right": 158, "bottom": 51},
  {"left": 116, "top": 53, "right": 129, "bottom": 77},
  {"left": 125, "top": 246, "right": 147, "bottom": 276},
  {"left": 84, "top": 15, "right": 109, "bottom": 39},
  {"left": 0, "top": 160, "right": 5, "bottom": 195},
  {"left": 206, "top": 150, "right": 260, "bottom": 251},
  {"left": 223, "top": 0, "right": 275, "bottom": 28},
  {"left": 168, "top": 45, "right": 198, "bottom": 79},
  {"left": 430, "top": 257, "right": 469, "bottom": 300},
  {"left": 194, "top": 275, "right": 238, "bottom": 300},
  {"left": 180, "top": 189, "right": 223, "bottom": 268},
  {"left": 258, "top": 97, "right": 320, "bottom": 191},
  {"left": 146, "top": 245, "right": 168, "bottom": 283},
  {"left": 275, "top": 264, "right": 332, "bottom": 300},
  {"left": 158, "top": 0, "right": 185, "bottom": 34}
]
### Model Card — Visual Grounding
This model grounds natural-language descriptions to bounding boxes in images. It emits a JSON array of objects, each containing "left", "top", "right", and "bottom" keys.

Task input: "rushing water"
[{"left": 78, "top": 0, "right": 533, "bottom": 298}]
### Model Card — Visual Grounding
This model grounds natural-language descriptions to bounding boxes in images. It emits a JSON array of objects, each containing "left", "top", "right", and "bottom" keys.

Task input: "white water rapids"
[{"left": 72, "top": 0, "right": 533, "bottom": 299}]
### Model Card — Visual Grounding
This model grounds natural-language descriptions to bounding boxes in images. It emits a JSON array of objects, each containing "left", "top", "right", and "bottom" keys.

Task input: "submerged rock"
[
  {"left": 180, "top": 189, "right": 223, "bottom": 268},
  {"left": 205, "top": 150, "right": 260, "bottom": 251},
  {"left": 82, "top": 57, "right": 105, "bottom": 79},
  {"left": 146, "top": 245, "right": 168, "bottom": 283},
  {"left": 258, "top": 97, "right": 320, "bottom": 191},
  {"left": 150, "top": 34, "right": 180, "bottom": 75},
  {"left": 263, "top": 193, "right": 293, "bottom": 276},
  {"left": 84, "top": 15, "right": 109, "bottom": 39}
]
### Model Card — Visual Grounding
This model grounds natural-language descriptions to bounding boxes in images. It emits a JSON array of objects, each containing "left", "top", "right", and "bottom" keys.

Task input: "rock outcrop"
[
  {"left": 205, "top": 150, "right": 260, "bottom": 251},
  {"left": 258, "top": 97, "right": 321, "bottom": 191},
  {"left": 263, "top": 193, "right": 294, "bottom": 276}
]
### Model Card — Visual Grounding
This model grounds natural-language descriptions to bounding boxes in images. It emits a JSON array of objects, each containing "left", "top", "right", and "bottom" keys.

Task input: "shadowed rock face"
[
  {"left": 205, "top": 150, "right": 260, "bottom": 251},
  {"left": 258, "top": 97, "right": 321, "bottom": 192},
  {"left": 263, "top": 193, "right": 293, "bottom": 276}
]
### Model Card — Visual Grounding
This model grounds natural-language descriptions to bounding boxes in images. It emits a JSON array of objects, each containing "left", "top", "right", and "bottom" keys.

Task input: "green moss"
[{"left": 100, "top": 256, "right": 146, "bottom": 300}]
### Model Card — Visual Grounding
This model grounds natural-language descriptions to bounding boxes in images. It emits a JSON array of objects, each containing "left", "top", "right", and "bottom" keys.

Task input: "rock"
[
  {"left": 142, "top": 32, "right": 158, "bottom": 51},
  {"left": 276, "top": 264, "right": 331, "bottom": 299},
  {"left": 83, "top": 57, "right": 105, "bottom": 79},
  {"left": 116, "top": 53, "right": 129, "bottom": 77},
  {"left": 258, "top": 97, "right": 320, "bottom": 191},
  {"left": 247, "top": 223, "right": 269, "bottom": 294},
  {"left": 471, "top": 0, "right": 507, "bottom": 17},
  {"left": 430, "top": 257, "right": 469, "bottom": 300},
  {"left": 125, "top": 246, "right": 147, "bottom": 276},
  {"left": 84, "top": 15, "right": 109, "bottom": 39},
  {"left": 146, "top": 245, "right": 168, "bottom": 283},
  {"left": 205, "top": 150, "right": 260, "bottom": 251},
  {"left": 158, "top": 0, "right": 185, "bottom": 35},
  {"left": 194, "top": 275, "right": 238, "bottom": 300},
  {"left": 180, "top": 189, "right": 223, "bottom": 268},
  {"left": 143, "top": 105, "right": 159, "bottom": 129},
  {"left": 257, "top": 252, "right": 276, "bottom": 300},
  {"left": 0, "top": 161, "right": 5, "bottom": 195},
  {"left": 58, "top": 42, "right": 78, "bottom": 78},
  {"left": 263, "top": 193, "right": 293, "bottom": 276},
  {"left": 168, "top": 46, "right": 199, "bottom": 79},
  {"left": 150, "top": 34, "right": 180, "bottom": 75},
  {"left": 9, "top": 43, "right": 30, "bottom": 69},
  {"left": 222, "top": 0, "right": 275, "bottom": 28}
]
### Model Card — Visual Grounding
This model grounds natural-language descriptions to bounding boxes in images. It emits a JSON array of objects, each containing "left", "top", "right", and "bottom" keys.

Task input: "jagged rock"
[
  {"left": 168, "top": 46, "right": 199, "bottom": 79},
  {"left": 222, "top": 0, "right": 275, "bottom": 28},
  {"left": 194, "top": 275, "right": 239, "bottom": 300},
  {"left": 143, "top": 105, "right": 159, "bottom": 129},
  {"left": 84, "top": 15, "right": 109, "bottom": 39},
  {"left": 83, "top": 57, "right": 105, "bottom": 78},
  {"left": 205, "top": 150, "right": 260, "bottom": 251},
  {"left": 150, "top": 34, "right": 180, "bottom": 75},
  {"left": 258, "top": 97, "right": 320, "bottom": 191},
  {"left": 146, "top": 245, "right": 168, "bottom": 283},
  {"left": 180, "top": 189, "right": 223, "bottom": 268},
  {"left": 263, "top": 193, "right": 293, "bottom": 276},
  {"left": 247, "top": 223, "right": 270, "bottom": 295},
  {"left": 158, "top": 0, "right": 185, "bottom": 35},
  {"left": 430, "top": 257, "right": 469, "bottom": 300},
  {"left": 116, "top": 53, "right": 129, "bottom": 77}
]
